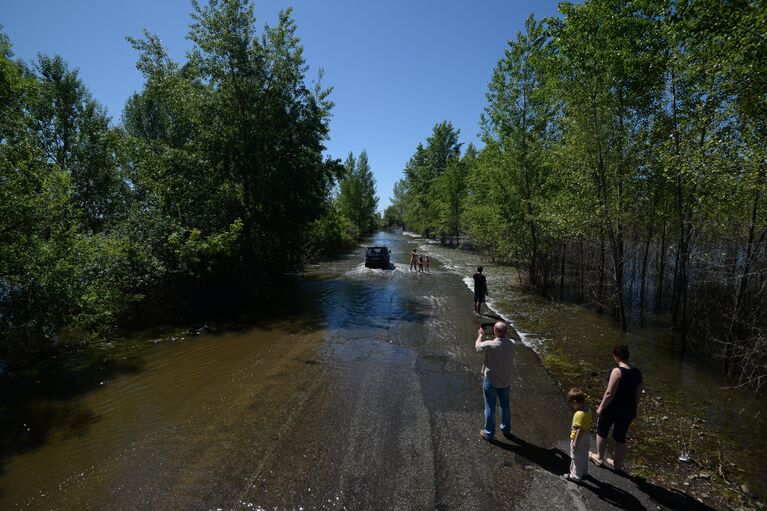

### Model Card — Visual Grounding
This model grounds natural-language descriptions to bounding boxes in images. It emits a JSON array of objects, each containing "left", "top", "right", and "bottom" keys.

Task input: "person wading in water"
[{"left": 409, "top": 248, "right": 418, "bottom": 272}]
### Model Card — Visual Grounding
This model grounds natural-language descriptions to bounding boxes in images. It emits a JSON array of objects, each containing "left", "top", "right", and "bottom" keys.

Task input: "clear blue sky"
[{"left": 3, "top": 0, "right": 563, "bottom": 210}]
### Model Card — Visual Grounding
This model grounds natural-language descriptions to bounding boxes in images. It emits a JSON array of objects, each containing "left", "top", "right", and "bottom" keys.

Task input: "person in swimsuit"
[
  {"left": 409, "top": 249, "right": 418, "bottom": 272},
  {"left": 591, "top": 344, "right": 643, "bottom": 472}
]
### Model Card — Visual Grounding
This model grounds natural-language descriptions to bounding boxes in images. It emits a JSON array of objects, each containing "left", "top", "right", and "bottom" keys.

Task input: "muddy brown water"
[{"left": 0, "top": 231, "right": 747, "bottom": 510}]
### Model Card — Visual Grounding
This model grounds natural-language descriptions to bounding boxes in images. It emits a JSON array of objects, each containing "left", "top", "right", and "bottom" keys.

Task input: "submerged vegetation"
[
  {"left": 0, "top": 0, "right": 378, "bottom": 367},
  {"left": 387, "top": 0, "right": 766, "bottom": 389}
]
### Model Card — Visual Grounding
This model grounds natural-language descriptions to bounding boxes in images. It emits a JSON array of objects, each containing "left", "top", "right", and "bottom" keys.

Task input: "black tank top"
[{"left": 606, "top": 366, "right": 643, "bottom": 416}]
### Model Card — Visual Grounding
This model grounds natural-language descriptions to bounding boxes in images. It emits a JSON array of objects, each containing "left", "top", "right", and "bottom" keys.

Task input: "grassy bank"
[{"left": 542, "top": 342, "right": 761, "bottom": 511}]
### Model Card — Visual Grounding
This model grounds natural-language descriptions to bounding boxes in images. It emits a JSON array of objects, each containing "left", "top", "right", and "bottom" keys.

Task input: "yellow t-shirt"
[{"left": 570, "top": 408, "right": 593, "bottom": 440}]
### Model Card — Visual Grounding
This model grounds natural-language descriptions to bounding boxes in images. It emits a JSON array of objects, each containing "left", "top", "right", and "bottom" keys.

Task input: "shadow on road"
[
  {"left": 627, "top": 475, "right": 717, "bottom": 511},
  {"left": 491, "top": 434, "right": 718, "bottom": 511},
  {"left": 492, "top": 433, "right": 676, "bottom": 511}
]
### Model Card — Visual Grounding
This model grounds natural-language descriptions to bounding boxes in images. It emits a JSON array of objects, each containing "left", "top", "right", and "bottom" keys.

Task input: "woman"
[{"left": 590, "top": 344, "right": 643, "bottom": 472}]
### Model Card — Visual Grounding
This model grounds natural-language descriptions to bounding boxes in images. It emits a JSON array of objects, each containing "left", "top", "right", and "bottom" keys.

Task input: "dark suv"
[{"left": 364, "top": 246, "right": 391, "bottom": 269}]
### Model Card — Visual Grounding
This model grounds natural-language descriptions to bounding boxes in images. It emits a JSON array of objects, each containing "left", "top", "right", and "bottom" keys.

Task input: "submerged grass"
[{"left": 540, "top": 338, "right": 761, "bottom": 511}]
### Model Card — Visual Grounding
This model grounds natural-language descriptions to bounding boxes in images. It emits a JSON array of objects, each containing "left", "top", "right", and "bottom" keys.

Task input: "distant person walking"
[
  {"left": 591, "top": 345, "right": 643, "bottom": 472},
  {"left": 472, "top": 267, "right": 488, "bottom": 314},
  {"left": 424, "top": 255, "right": 430, "bottom": 273},
  {"left": 418, "top": 254, "right": 424, "bottom": 273},
  {"left": 475, "top": 321, "right": 515, "bottom": 441},
  {"left": 410, "top": 249, "right": 418, "bottom": 272}
]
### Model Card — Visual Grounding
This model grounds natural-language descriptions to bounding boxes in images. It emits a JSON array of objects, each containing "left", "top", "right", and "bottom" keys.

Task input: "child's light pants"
[{"left": 570, "top": 435, "right": 591, "bottom": 480}]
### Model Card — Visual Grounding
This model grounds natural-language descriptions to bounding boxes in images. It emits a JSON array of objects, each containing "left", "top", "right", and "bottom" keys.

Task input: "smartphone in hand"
[{"left": 481, "top": 322, "right": 495, "bottom": 336}]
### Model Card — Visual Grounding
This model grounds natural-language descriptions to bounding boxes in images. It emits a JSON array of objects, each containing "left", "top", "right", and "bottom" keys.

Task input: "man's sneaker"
[
  {"left": 562, "top": 474, "right": 582, "bottom": 483},
  {"left": 479, "top": 430, "right": 493, "bottom": 441}
]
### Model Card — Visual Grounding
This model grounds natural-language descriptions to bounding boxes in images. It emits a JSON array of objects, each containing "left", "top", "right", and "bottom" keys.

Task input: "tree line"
[
  {"left": 0, "top": 0, "right": 378, "bottom": 365},
  {"left": 386, "top": 0, "right": 766, "bottom": 389}
]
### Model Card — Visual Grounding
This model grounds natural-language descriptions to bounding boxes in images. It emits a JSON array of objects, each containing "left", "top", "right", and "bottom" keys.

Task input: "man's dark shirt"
[{"left": 473, "top": 273, "right": 487, "bottom": 295}]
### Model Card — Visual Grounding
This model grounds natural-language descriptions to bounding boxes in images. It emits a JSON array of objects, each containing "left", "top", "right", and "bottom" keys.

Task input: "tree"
[
  {"left": 31, "top": 55, "right": 126, "bottom": 233},
  {"left": 474, "top": 14, "right": 556, "bottom": 288},
  {"left": 434, "top": 145, "right": 471, "bottom": 244},
  {"left": 400, "top": 121, "right": 462, "bottom": 237},
  {"left": 0, "top": 35, "right": 134, "bottom": 343},
  {"left": 184, "top": 0, "right": 336, "bottom": 272},
  {"left": 122, "top": 0, "right": 338, "bottom": 312},
  {"left": 549, "top": 0, "right": 666, "bottom": 329},
  {"left": 337, "top": 150, "right": 379, "bottom": 236}
]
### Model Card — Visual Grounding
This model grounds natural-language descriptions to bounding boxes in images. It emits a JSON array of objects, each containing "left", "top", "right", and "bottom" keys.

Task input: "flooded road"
[
  {"left": 420, "top": 237, "right": 767, "bottom": 502},
  {"left": 0, "top": 232, "right": 719, "bottom": 510}
]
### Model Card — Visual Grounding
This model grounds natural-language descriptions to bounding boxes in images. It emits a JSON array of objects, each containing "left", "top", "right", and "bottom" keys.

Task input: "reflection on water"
[{"left": 422, "top": 240, "right": 767, "bottom": 497}]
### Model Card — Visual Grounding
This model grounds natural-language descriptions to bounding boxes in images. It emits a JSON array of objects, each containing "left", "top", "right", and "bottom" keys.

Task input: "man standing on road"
[
  {"left": 472, "top": 267, "right": 488, "bottom": 314},
  {"left": 476, "top": 321, "right": 515, "bottom": 441}
]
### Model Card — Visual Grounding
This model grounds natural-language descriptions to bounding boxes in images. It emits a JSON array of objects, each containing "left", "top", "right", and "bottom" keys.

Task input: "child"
[{"left": 564, "top": 387, "right": 593, "bottom": 482}]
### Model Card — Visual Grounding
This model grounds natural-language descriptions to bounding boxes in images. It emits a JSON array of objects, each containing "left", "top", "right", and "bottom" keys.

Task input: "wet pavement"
[{"left": 0, "top": 232, "right": 719, "bottom": 510}]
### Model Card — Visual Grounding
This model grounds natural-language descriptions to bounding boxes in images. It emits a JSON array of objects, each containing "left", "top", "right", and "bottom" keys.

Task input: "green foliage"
[
  {"left": 305, "top": 203, "right": 358, "bottom": 259},
  {"left": 337, "top": 150, "right": 379, "bottom": 236},
  {"left": 0, "top": 1, "right": 355, "bottom": 362},
  {"left": 395, "top": 0, "right": 767, "bottom": 376},
  {"left": 394, "top": 121, "right": 463, "bottom": 238},
  {"left": 31, "top": 55, "right": 127, "bottom": 233}
]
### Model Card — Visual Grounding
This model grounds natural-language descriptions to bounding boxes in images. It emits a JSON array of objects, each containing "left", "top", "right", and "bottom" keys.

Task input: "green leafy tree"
[
  {"left": 466, "top": 15, "right": 556, "bottom": 287},
  {"left": 401, "top": 122, "right": 462, "bottom": 237},
  {"left": 31, "top": 55, "right": 126, "bottom": 233},
  {"left": 122, "top": 0, "right": 338, "bottom": 312},
  {"left": 548, "top": 0, "right": 666, "bottom": 328},
  {"left": 337, "top": 150, "right": 379, "bottom": 236}
]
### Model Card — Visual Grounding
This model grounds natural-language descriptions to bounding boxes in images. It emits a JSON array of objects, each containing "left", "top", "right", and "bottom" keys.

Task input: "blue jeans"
[{"left": 483, "top": 377, "right": 510, "bottom": 439}]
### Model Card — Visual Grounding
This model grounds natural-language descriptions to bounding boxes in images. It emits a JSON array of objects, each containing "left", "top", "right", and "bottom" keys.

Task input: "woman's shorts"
[
  {"left": 597, "top": 411, "right": 635, "bottom": 443},
  {"left": 474, "top": 292, "right": 486, "bottom": 303}
]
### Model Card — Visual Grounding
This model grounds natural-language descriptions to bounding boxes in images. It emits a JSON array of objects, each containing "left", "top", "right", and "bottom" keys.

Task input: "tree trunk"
[
  {"left": 579, "top": 240, "right": 585, "bottom": 301},
  {"left": 559, "top": 242, "right": 567, "bottom": 299},
  {"left": 655, "top": 218, "right": 667, "bottom": 314},
  {"left": 639, "top": 214, "right": 656, "bottom": 325},
  {"left": 725, "top": 174, "right": 765, "bottom": 375},
  {"left": 597, "top": 226, "right": 606, "bottom": 313}
]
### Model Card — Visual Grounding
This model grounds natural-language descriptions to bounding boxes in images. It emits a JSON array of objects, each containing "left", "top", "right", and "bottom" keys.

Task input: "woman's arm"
[{"left": 596, "top": 368, "right": 622, "bottom": 415}]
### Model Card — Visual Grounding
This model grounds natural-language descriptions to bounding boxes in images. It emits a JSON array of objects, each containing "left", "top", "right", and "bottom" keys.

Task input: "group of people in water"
[
  {"left": 409, "top": 248, "right": 430, "bottom": 273},
  {"left": 473, "top": 265, "right": 643, "bottom": 484}
]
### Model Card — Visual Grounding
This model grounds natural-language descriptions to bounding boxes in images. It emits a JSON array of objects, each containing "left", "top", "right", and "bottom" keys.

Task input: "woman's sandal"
[{"left": 589, "top": 452, "right": 605, "bottom": 467}]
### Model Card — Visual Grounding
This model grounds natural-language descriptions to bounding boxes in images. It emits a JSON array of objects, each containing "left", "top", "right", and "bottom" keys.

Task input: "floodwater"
[
  {"left": 0, "top": 231, "right": 740, "bottom": 510},
  {"left": 419, "top": 237, "right": 767, "bottom": 499}
]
